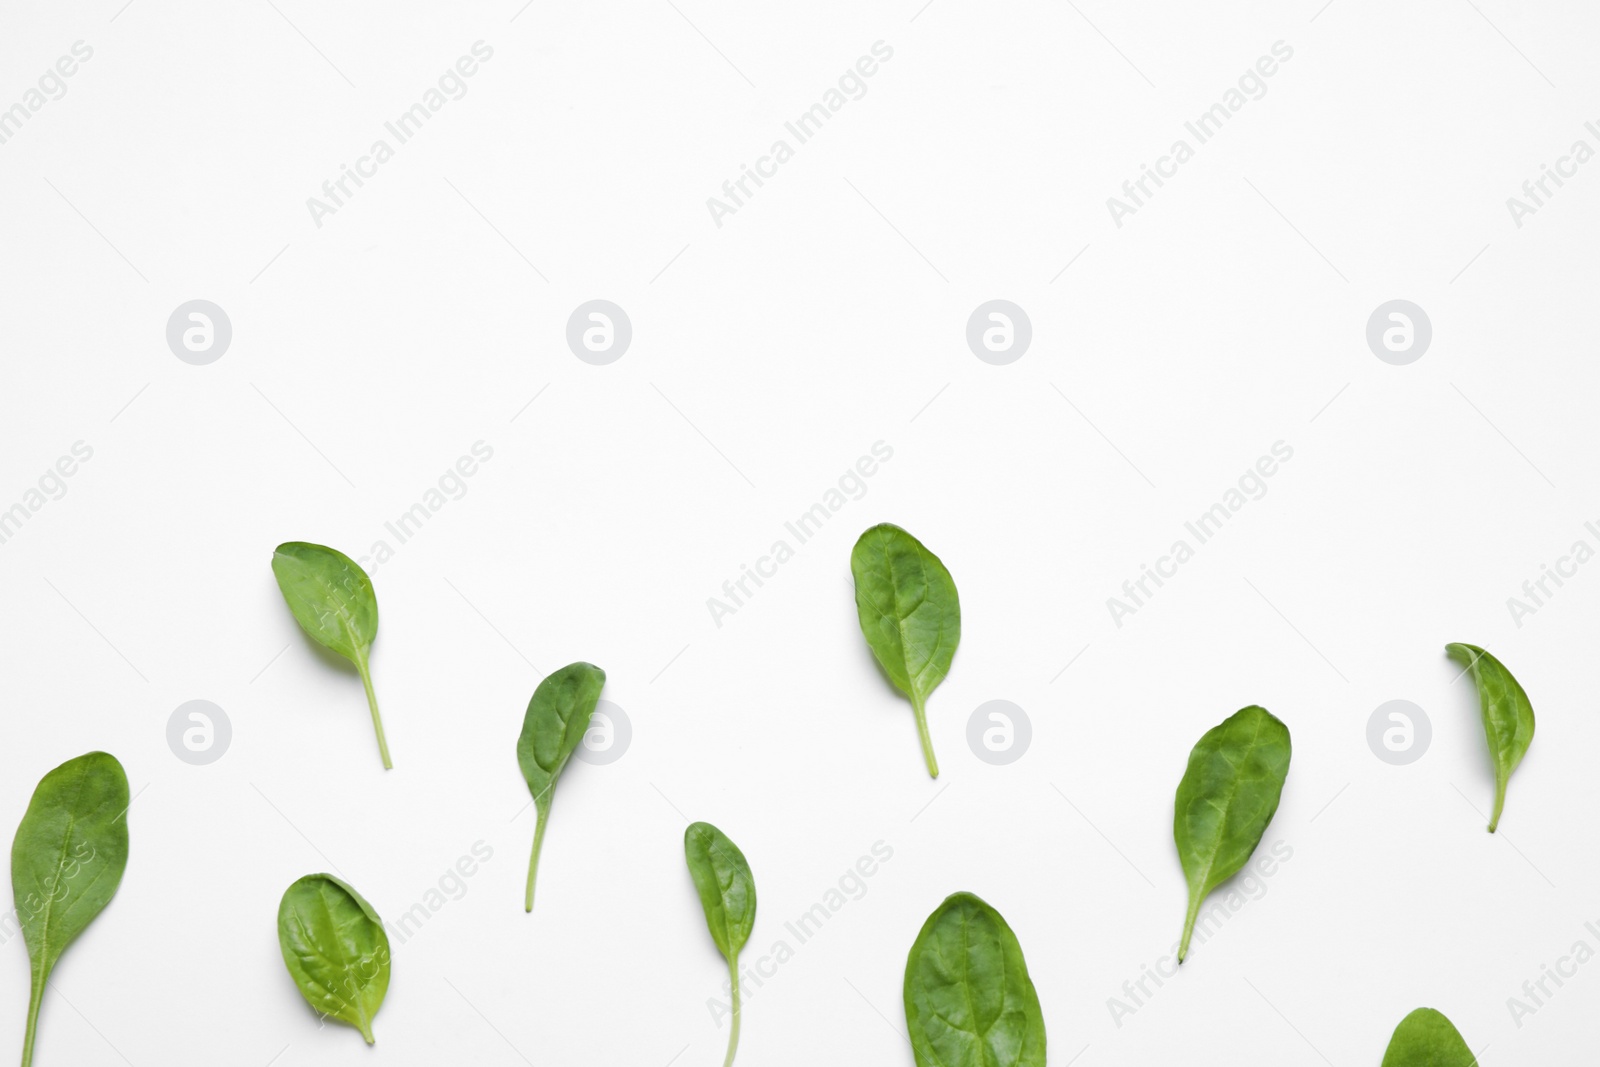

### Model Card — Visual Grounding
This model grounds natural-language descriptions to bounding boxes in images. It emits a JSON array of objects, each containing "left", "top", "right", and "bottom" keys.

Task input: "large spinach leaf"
[
  {"left": 1173, "top": 705, "right": 1291, "bottom": 962},
  {"left": 903, "top": 892, "right": 1045, "bottom": 1067},
  {"left": 1446, "top": 643, "right": 1534, "bottom": 832},
  {"left": 850, "top": 523, "right": 961, "bottom": 778},
  {"left": 1381, "top": 1007, "right": 1477, "bottom": 1066},
  {"left": 271, "top": 541, "right": 392, "bottom": 768},
  {"left": 517, "top": 662, "right": 606, "bottom": 911},
  {"left": 684, "top": 821, "right": 756, "bottom": 1067},
  {"left": 277, "top": 873, "right": 391, "bottom": 1044},
  {"left": 11, "top": 752, "right": 130, "bottom": 1067}
]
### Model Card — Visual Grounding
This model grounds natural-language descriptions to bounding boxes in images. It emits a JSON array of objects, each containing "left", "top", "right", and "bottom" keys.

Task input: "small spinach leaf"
[
  {"left": 271, "top": 541, "right": 392, "bottom": 769},
  {"left": 11, "top": 752, "right": 130, "bottom": 1067},
  {"left": 684, "top": 822, "right": 756, "bottom": 1067},
  {"left": 1173, "top": 705, "right": 1291, "bottom": 962},
  {"left": 903, "top": 891, "right": 1046, "bottom": 1067},
  {"left": 277, "top": 873, "right": 391, "bottom": 1044},
  {"left": 1447, "top": 643, "right": 1535, "bottom": 833},
  {"left": 1381, "top": 1007, "right": 1477, "bottom": 1066},
  {"left": 517, "top": 661, "right": 606, "bottom": 911},
  {"left": 850, "top": 523, "right": 961, "bottom": 778}
]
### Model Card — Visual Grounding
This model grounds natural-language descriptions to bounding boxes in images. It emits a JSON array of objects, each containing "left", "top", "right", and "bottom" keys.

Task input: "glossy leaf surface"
[
  {"left": 685, "top": 822, "right": 756, "bottom": 1067},
  {"left": 1447, "top": 643, "right": 1534, "bottom": 832},
  {"left": 11, "top": 752, "right": 130, "bottom": 1067},
  {"left": 903, "top": 892, "right": 1045, "bottom": 1067},
  {"left": 1173, "top": 705, "right": 1291, "bottom": 962},
  {"left": 1382, "top": 1007, "right": 1477, "bottom": 1066},
  {"left": 271, "top": 541, "right": 392, "bottom": 768},
  {"left": 851, "top": 523, "right": 961, "bottom": 777},
  {"left": 277, "top": 874, "right": 390, "bottom": 1044},
  {"left": 516, "top": 662, "right": 606, "bottom": 911}
]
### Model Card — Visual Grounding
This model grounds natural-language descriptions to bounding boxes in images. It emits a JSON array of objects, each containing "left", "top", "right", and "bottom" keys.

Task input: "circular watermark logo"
[
  {"left": 966, "top": 700, "right": 1031, "bottom": 765},
  {"left": 1366, "top": 699, "right": 1431, "bottom": 765},
  {"left": 167, "top": 700, "right": 232, "bottom": 765},
  {"left": 566, "top": 300, "right": 632, "bottom": 365},
  {"left": 573, "top": 699, "right": 631, "bottom": 765},
  {"left": 966, "top": 300, "right": 1032, "bottom": 365},
  {"left": 1365, "top": 300, "right": 1431, "bottom": 365},
  {"left": 166, "top": 300, "right": 233, "bottom": 365}
]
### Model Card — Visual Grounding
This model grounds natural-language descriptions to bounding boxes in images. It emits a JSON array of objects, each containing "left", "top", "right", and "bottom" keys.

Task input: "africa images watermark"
[
  {"left": 1503, "top": 519, "right": 1600, "bottom": 628},
  {"left": 0, "top": 441, "right": 95, "bottom": 548},
  {"left": 1106, "top": 40, "right": 1294, "bottom": 228},
  {"left": 705, "top": 41, "right": 895, "bottom": 229},
  {"left": 705, "top": 840, "right": 894, "bottom": 1027},
  {"left": 305, "top": 41, "right": 495, "bottom": 229},
  {"left": 1105, "top": 441, "right": 1294, "bottom": 627},
  {"left": 0, "top": 41, "right": 94, "bottom": 147},
  {"left": 1505, "top": 917, "right": 1600, "bottom": 1030},
  {"left": 1106, "top": 839, "right": 1293, "bottom": 1028},
  {"left": 352, "top": 440, "right": 495, "bottom": 570},
  {"left": 0, "top": 840, "right": 100, "bottom": 948},
  {"left": 385, "top": 839, "right": 495, "bottom": 945},
  {"left": 705, "top": 440, "right": 894, "bottom": 629},
  {"left": 1504, "top": 119, "right": 1600, "bottom": 229}
]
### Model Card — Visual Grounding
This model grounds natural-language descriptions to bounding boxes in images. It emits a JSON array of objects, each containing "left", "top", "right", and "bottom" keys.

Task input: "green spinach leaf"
[
  {"left": 517, "top": 661, "right": 606, "bottom": 911},
  {"left": 850, "top": 523, "right": 961, "bottom": 778},
  {"left": 1447, "top": 643, "right": 1535, "bottom": 833},
  {"left": 1381, "top": 1007, "right": 1477, "bottom": 1066},
  {"left": 277, "top": 873, "right": 391, "bottom": 1044},
  {"left": 271, "top": 541, "right": 392, "bottom": 769},
  {"left": 1173, "top": 705, "right": 1291, "bottom": 962},
  {"left": 903, "top": 891, "right": 1046, "bottom": 1067},
  {"left": 684, "top": 821, "right": 756, "bottom": 1067},
  {"left": 11, "top": 752, "right": 130, "bottom": 1067}
]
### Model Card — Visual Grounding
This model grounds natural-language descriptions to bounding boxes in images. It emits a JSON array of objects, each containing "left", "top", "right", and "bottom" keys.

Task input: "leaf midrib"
[
  {"left": 921, "top": 905, "right": 1030, "bottom": 1067},
  {"left": 870, "top": 537, "right": 950, "bottom": 699},
  {"left": 1188, "top": 712, "right": 1268, "bottom": 898},
  {"left": 288, "top": 890, "right": 375, "bottom": 1028},
  {"left": 30, "top": 809, "right": 79, "bottom": 988},
  {"left": 325, "top": 578, "right": 365, "bottom": 659}
]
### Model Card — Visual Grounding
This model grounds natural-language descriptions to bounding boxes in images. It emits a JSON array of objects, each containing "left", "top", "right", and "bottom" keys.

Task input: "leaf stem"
[
  {"left": 21, "top": 974, "right": 42, "bottom": 1067},
  {"left": 912, "top": 695, "right": 939, "bottom": 779},
  {"left": 525, "top": 807, "right": 550, "bottom": 912},
  {"left": 724, "top": 954, "right": 742, "bottom": 1067},
  {"left": 1178, "top": 890, "right": 1202, "bottom": 964},
  {"left": 355, "top": 649, "right": 392, "bottom": 770},
  {"left": 1489, "top": 775, "right": 1507, "bottom": 833}
]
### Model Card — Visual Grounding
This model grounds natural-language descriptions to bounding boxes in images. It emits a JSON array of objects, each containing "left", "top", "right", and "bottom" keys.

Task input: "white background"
[{"left": 0, "top": 0, "right": 1596, "bottom": 1063}]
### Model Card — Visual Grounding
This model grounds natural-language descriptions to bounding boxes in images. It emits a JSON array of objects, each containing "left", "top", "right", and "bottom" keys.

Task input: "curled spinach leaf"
[
  {"left": 11, "top": 752, "right": 130, "bottom": 1067},
  {"left": 1446, "top": 643, "right": 1535, "bottom": 833},
  {"left": 1382, "top": 1007, "right": 1477, "bottom": 1066},
  {"left": 517, "top": 661, "right": 606, "bottom": 911},
  {"left": 277, "top": 873, "right": 391, "bottom": 1044},
  {"left": 903, "top": 892, "right": 1046, "bottom": 1067},
  {"left": 1173, "top": 705, "right": 1291, "bottom": 962},
  {"left": 684, "top": 822, "right": 756, "bottom": 1067},
  {"left": 271, "top": 541, "right": 392, "bottom": 769},
  {"left": 850, "top": 523, "right": 961, "bottom": 778}
]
